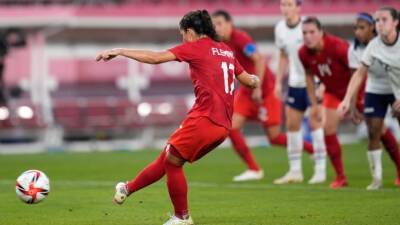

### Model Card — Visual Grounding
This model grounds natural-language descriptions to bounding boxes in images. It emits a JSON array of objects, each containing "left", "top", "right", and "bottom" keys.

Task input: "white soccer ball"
[{"left": 15, "top": 170, "right": 50, "bottom": 204}]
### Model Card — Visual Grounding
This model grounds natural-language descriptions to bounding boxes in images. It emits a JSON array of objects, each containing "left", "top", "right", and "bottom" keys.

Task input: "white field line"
[{"left": 1, "top": 180, "right": 399, "bottom": 193}]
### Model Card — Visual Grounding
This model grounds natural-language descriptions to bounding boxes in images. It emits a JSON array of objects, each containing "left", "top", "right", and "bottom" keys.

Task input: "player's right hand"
[
  {"left": 309, "top": 104, "right": 322, "bottom": 122},
  {"left": 337, "top": 99, "right": 351, "bottom": 118},
  {"left": 274, "top": 83, "right": 282, "bottom": 100},
  {"left": 95, "top": 48, "right": 122, "bottom": 62}
]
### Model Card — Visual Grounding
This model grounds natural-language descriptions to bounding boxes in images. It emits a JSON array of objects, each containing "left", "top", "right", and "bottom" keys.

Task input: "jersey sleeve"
[
  {"left": 236, "top": 31, "right": 257, "bottom": 58},
  {"left": 168, "top": 42, "right": 196, "bottom": 62},
  {"left": 348, "top": 45, "right": 361, "bottom": 69},
  {"left": 361, "top": 40, "right": 374, "bottom": 67},
  {"left": 274, "top": 24, "right": 285, "bottom": 50},
  {"left": 234, "top": 58, "right": 245, "bottom": 77}
]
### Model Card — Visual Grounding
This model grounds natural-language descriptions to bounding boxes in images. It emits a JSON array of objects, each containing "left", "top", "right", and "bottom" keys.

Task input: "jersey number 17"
[{"left": 221, "top": 62, "right": 235, "bottom": 95}]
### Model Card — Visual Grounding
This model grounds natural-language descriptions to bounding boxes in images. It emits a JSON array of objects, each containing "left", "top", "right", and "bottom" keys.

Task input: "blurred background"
[{"left": 1, "top": 0, "right": 399, "bottom": 154}]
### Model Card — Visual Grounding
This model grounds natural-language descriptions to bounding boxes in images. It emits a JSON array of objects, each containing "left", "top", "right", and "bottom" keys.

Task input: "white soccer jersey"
[
  {"left": 348, "top": 42, "right": 392, "bottom": 94},
  {"left": 362, "top": 35, "right": 400, "bottom": 98},
  {"left": 274, "top": 19, "right": 306, "bottom": 88}
]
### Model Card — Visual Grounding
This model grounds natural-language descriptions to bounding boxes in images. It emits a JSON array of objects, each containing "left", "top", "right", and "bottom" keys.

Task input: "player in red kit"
[
  {"left": 96, "top": 10, "right": 259, "bottom": 225},
  {"left": 299, "top": 17, "right": 357, "bottom": 189},
  {"left": 212, "top": 10, "right": 314, "bottom": 182}
]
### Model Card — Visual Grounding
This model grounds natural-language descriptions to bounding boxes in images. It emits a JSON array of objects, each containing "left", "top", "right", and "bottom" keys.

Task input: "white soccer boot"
[
  {"left": 308, "top": 170, "right": 326, "bottom": 184},
  {"left": 273, "top": 171, "right": 303, "bottom": 184},
  {"left": 366, "top": 179, "right": 383, "bottom": 191},
  {"left": 233, "top": 170, "right": 264, "bottom": 182},
  {"left": 163, "top": 215, "right": 194, "bottom": 225},
  {"left": 113, "top": 182, "right": 129, "bottom": 204}
]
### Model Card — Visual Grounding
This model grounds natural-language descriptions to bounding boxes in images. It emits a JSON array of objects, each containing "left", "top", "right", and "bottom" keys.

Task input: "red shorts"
[
  {"left": 234, "top": 90, "right": 281, "bottom": 127},
  {"left": 168, "top": 116, "right": 229, "bottom": 163},
  {"left": 323, "top": 92, "right": 363, "bottom": 112},
  {"left": 322, "top": 92, "right": 341, "bottom": 109}
]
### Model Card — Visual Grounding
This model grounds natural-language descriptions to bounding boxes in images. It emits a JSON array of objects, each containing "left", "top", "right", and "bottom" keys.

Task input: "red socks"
[
  {"left": 165, "top": 159, "right": 188, "bottom": 219},
  {"left": 270, "top": 133, "right": 314, "bottom": 155},
  {"left": 126, "top": 149, "right": 167, "bottom": 194},
  {"left": 126, "top": 145, "right": 189, "bottom": 220},
  {"left": 381, "top": 129, "right": 400, "bottom": 178},
  {"left": 229, "top": 129, "right": 261, "bottom": 171},
  {"left": 325, "top": 134, "right": 346, "bottom": 179}
]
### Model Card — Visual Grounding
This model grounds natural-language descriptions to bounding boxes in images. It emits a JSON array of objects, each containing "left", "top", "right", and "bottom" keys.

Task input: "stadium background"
[{"left": 1, "top": 0, "right": 399, "bottom": 154}]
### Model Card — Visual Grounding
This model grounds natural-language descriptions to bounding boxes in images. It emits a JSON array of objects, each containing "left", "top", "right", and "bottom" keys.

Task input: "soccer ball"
[{"left": 15, "top": 170, "right": 50, "bottom": 204}]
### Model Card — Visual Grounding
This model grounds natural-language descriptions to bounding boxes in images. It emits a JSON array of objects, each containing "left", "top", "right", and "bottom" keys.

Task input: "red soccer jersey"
[
  {"left": 224, "top": 29, "right": 273, "bottom": 96},
  {"left": 298, "top": 34, "right": 351, "bottom": 100},
  {"left": 169, "top": 37, "right": 244, "bottom": 129}
]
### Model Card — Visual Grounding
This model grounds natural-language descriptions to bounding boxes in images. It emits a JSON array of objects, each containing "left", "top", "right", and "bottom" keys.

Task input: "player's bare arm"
[
  {"left": 96, "top": 48, "right": 176, "bottom": 64},
  {"left": 274, "top": 50, "right": 289, "bottom": 99},
  {"left": 305, "top": 70, "right": 321, "bottom": 122},
  {"left": 237, "top": 72, "right": 260, "bottom": 89},
  {"left": 338, "top": 65, "right": 368, "bottom": 117},
  {"left": 250, "top": 51, "right": 266, "bottom": 103}
]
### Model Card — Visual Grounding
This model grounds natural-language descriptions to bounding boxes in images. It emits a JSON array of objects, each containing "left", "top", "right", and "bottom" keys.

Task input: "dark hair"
[
  {"left": 356, "top": 12, "right": 374, "bottom": 25},
  {"left": 379, "top": 6, "right": 399, "bottom": 20},
  {"left": 212, "top": 10, "right": 232, "bottom": 22},
  {"left": 296, "top": 0, "right": 303, "bottom": 6},
  {"left": 179, "top": 10, "right": 219, "bottom": 41},
  {"left": 303, "top": 16, "right": 323, "bottom": 30}
]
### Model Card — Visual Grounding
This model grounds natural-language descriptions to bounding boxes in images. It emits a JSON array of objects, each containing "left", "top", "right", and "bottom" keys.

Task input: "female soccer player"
[
  {"left": 211, "top": 9, "right": 314, "bottom": 182},
  {"left": 96, "top": 10, "right": 259, "bottom": 225},
  {"left": 274, "top": 0, "right": 327, "bottom": 185},
  {"left": 339, "top": 8, "right": 400, "bottom": 189},
  {"left": 299, "top": 17, "right": 358, "bottom": 189}
]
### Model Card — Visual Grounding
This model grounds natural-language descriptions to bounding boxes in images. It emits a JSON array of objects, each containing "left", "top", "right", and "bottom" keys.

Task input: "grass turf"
[{"left": 0, "top": 143, "right": 399, "bottom": 225}]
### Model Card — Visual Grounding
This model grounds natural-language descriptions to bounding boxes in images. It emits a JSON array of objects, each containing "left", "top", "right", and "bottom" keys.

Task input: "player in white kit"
[
  {"left": 339, "top": 7, "right": 400, "bottom": 189},
  {"left": 274, "top": 0, "right": 327, "bottom": 185}
]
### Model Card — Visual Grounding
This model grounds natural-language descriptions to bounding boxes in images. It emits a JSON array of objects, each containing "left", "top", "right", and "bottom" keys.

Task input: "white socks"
[
  {"left": 367, "top": 149, "right": 383, "bottom": 181},
  {"left": 287, "top": 131, "right": 303, "bottom": 173},
  {"left": 311, "top": 128, "right": 327, "bottom": 172}
]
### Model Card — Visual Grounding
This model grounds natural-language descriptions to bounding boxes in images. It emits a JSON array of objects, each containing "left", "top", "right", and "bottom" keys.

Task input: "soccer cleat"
[
  {"left": 329, "top": 177, "right": 348, "bottom": 189},
  {"left": 366, "top": 179, "right": 382, "bottom": 191},
  {"left": 233, "top": 170, "right": 264, "bottom": 182},
  {"left": 395, "top": 178, "right": 400, "bottom": 187},
  {"left": 163, "top": 215, "right": 194, "bottom": 225},
  {"left": 273, "top": 171, "right": 303, "bottom": 184},
  {"left": 113, "top": 182, "right": 129, "bottom": 205},
  {"left": 308, "top": 171, "right": 326, "bottom": 184}
]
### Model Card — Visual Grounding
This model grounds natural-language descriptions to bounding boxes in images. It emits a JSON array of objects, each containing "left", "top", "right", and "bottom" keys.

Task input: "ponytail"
[{"left": 179, "top": 10, "right": 220, "bottom": 42}]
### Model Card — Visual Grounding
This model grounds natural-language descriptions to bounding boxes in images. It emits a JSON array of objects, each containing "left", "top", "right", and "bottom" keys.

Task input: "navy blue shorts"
[
  {"left": 286, "top": 87, "right": 309, "bottom": 112},
  {"left": 364, "top": 93, "right": 395, "bottom": 118}
]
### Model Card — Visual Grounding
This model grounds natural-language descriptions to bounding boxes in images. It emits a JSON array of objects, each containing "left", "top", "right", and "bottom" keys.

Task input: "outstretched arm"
[
  {"left": 274, "top": 50, "right": 289, "bottom": 99},
  {"left": 96, "top": 48, "right": 176, "bottom": 64},
  {"left": 305, "top": 71, "right": 322, "bottom": 122},
  {"left": 237, "top": 72, "right": 260, "bottom": 89},
  {"left": 250, "top": 51, "right": 266, "bottom": 103},
  {"left": 337, "top": 65, "right": 368, "bottom": 117}
]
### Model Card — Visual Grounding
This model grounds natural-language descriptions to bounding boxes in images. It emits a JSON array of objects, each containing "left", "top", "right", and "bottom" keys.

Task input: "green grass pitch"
[{"left": 0, "top": 143, "right": 399, "bottom": 225}]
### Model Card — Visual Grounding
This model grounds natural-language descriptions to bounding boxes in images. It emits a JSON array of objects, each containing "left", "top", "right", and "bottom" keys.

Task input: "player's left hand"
[
  {"left": 95, "top": 48, "right": 122, "bottom": 62},
  {"left": 350, "top": 108, "right": 363, "bottom": 124},
  {"left": 251, "top": 87, "right": 263, "bottom": 104}
]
